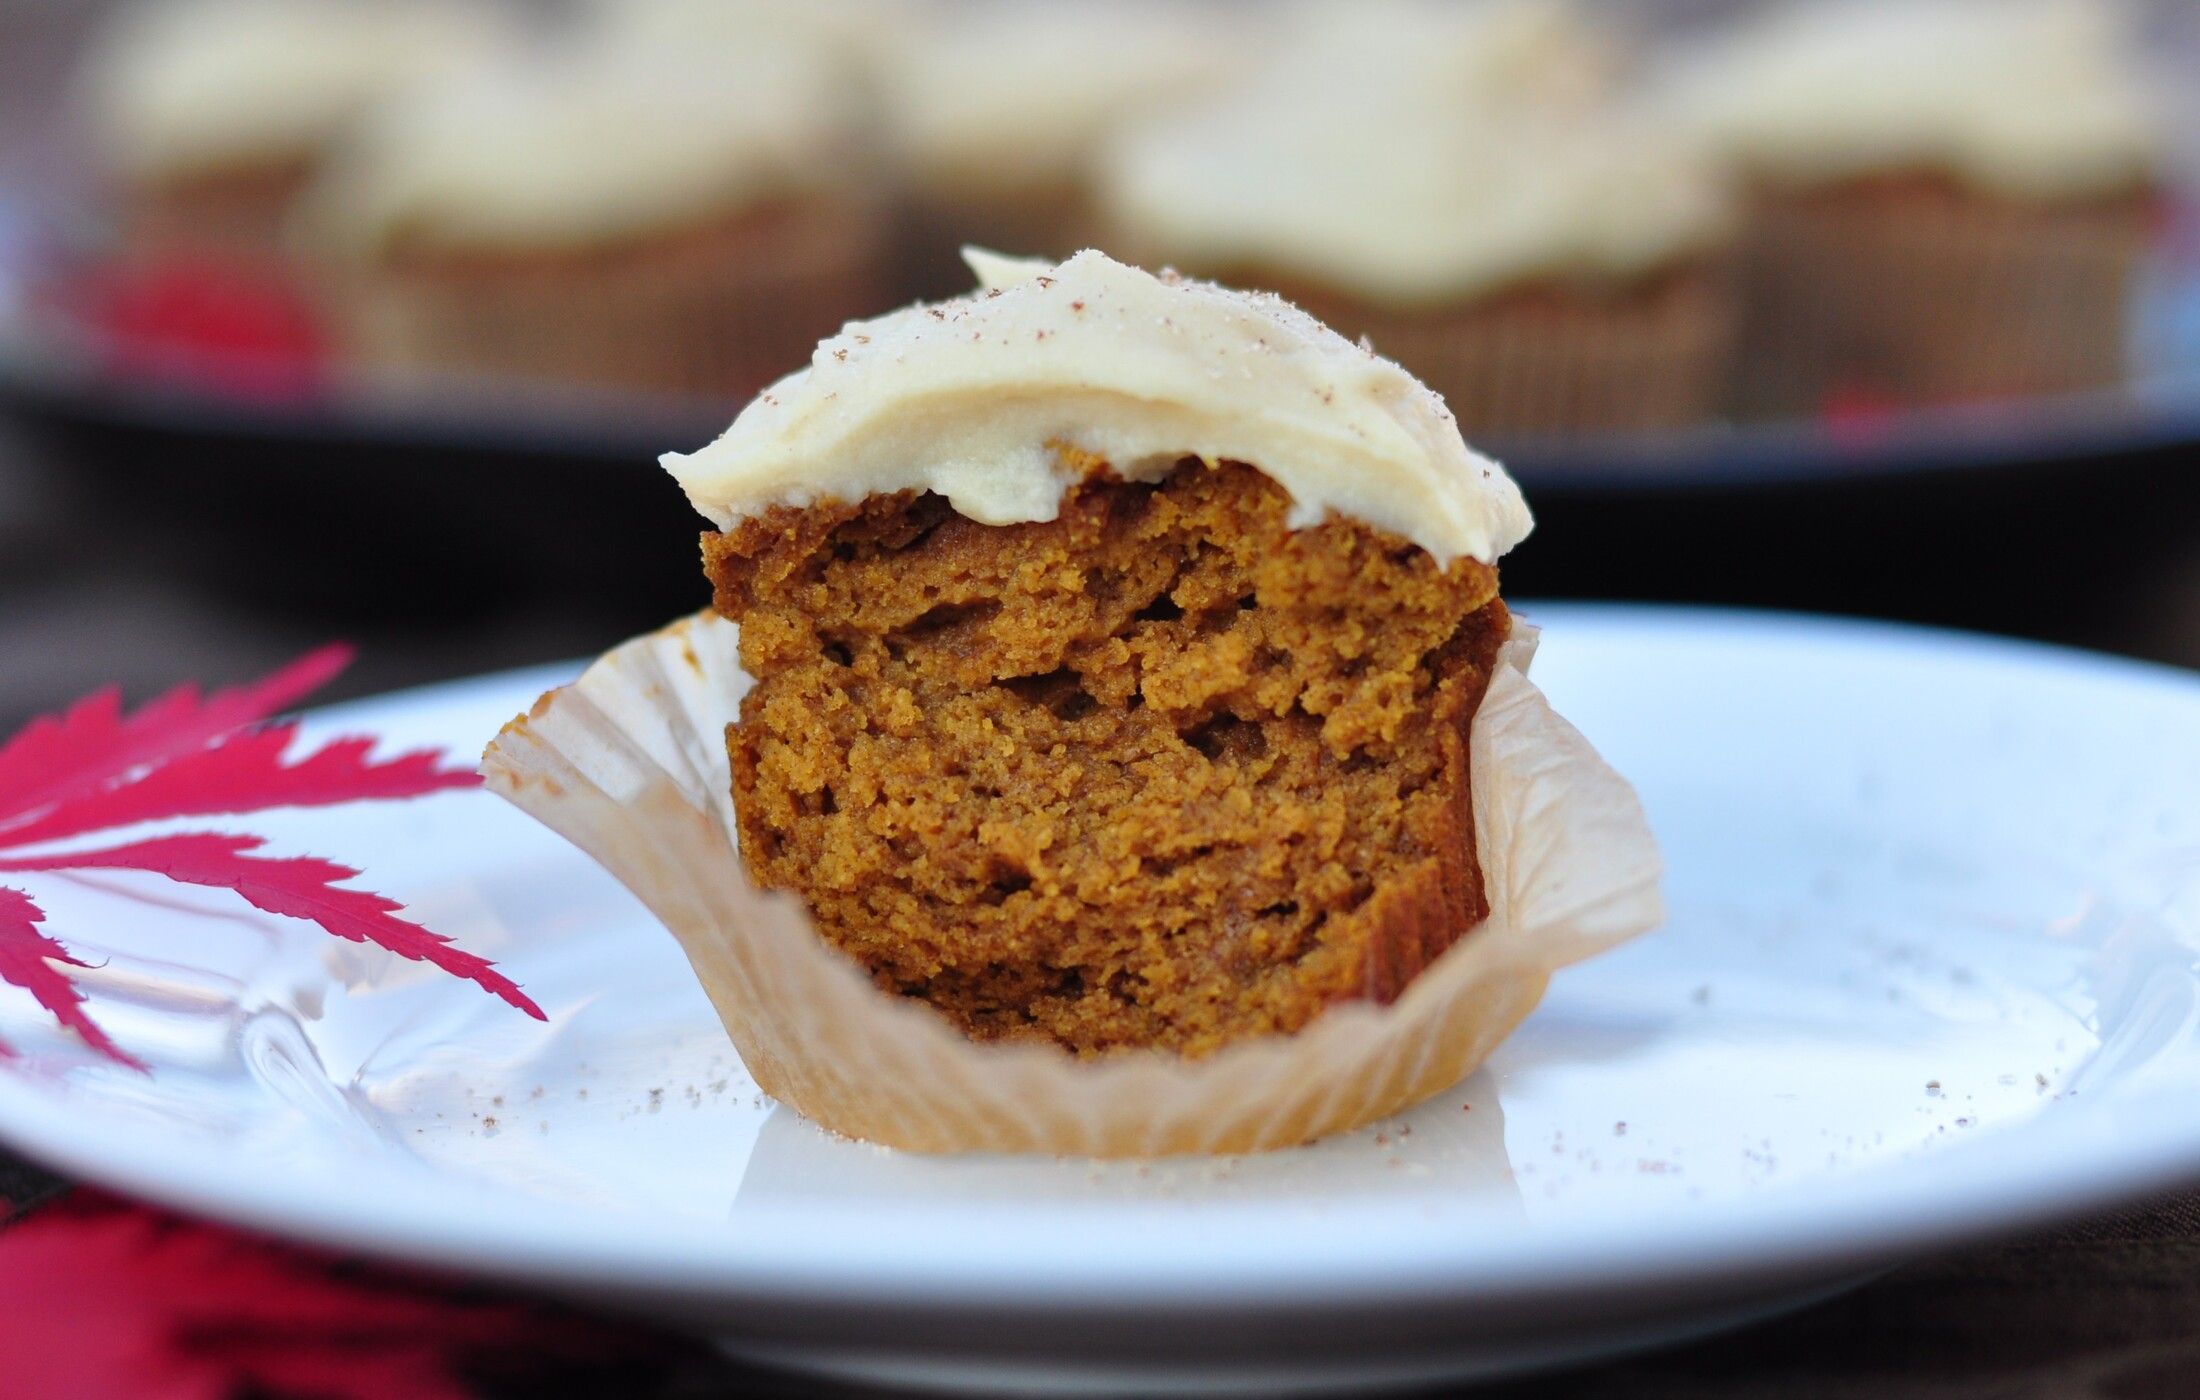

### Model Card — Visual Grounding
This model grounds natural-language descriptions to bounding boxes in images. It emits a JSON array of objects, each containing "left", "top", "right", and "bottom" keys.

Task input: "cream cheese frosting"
[
  {"left": 83, "top": 0, "right": 510, "bottom": 181},
  {"left": 1659, "top": 0, "right": 2159, "bottom": 199},
  {"left": 299, "top": 34, "right": 863, "bottom": 256},
  {"left": 662, "top": 250, "right": 1532, "bottom": 567},
  {"left": 1262, "top": 0, "right": 1621, "bottom": 113},
  {"left": 1101, "top": 94, "right": 1728, "bottom": 306},
  {"left": 584, "top": 0, "right": 935, "bottom": 74},
  {"left": 883, "top": 2, "right": 1246, "bottom": 193},
  {"left": 1097, "top": 2, "right": 1726, "bottom": 306}
]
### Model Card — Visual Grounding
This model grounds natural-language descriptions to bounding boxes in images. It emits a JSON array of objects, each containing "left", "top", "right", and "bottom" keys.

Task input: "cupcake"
[
  {"left": 582, "top": 0, "right": 936, "bottom": 75},
  {"left": 1663, "top": 0, "right": 2163, "bottom": 414},
  {"left": 881, "top": 1, "right": 1245, "bottom": 297},
  {"left": 1098, "top": 13, "right": 1734, "bottom": 439},
  {"left": 1261, "top": 0, "right": 1623, "bottom": 111},
  {"left": 80, "top": 0, "right": 507, "bottom": 265},
  {"left": 297, "top": 32, "right": 886, "bottom": 401},
  {"left": 482, "top": 250, "right": 1662, "bottom": 1155}
]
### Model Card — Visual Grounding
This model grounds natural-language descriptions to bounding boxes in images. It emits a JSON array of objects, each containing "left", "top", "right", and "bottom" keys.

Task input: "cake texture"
[
  {"left": 483, "top": 250, "right": 1660, "bottom": 1153},
  {"left": 707, "top": 459, "right": 1508, "bottom": 1055}
]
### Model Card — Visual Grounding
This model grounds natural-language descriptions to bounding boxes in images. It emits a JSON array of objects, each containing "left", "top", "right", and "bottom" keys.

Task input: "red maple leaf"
[
  {"left": 0, "top": 1189, "right": 668, "bottom": 1400},
  {"left": 0, "top": 649, "right": 543, "bottom": 1067},
  {"left": 59, "top": 256, "right": 332, "bottom": 404},
  {"left": 0, "top": 644, "right": 351, "bottom": 831},
  {"left": 0, "top": 887, "right": 141, "bottom": 1070}
]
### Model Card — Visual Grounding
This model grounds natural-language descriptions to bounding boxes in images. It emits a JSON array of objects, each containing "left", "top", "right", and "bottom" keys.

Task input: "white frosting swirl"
[
  {"left": 1659, "top": 0, "right": 2159, "bottom": 199},
  {"left": 300, "top": 35, "right": 863, "bottom": 255},
  {"left": 83, "top": 0, "right": 509, "bottom": 181},
  {"left": 663, "top": 250, "right": 1532, "bottom": 567},
  {"left": 1098, "top": 0, "right": 1725, "bottom": 304}
]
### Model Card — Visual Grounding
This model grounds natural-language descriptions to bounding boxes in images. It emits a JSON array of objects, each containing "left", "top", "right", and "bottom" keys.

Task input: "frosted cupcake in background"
[
  {"left": 882, "top": 0, "right": 1247, "bottom": 297},
  {"left": 583, "top": 0, "right": 938, "bottom": 78},
  {"left": 80, "top": 0, "right": 509, "bottom": 265},
  {"left": 296, "top": 31, "right": 886, "bottom": 401},
  {"left": 1663, "top": 0, "right": 2164, "bottom": 414},
  {"left": 1261, "top": 0, "right": 1623, "bottom": 114},
  {"left": 1099, "top": 1, "right": 1735, "bottom": 438}
]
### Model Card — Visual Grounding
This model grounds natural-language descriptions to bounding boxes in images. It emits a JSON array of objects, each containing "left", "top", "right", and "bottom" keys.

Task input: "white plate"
[{"left": 2, "top": 606, "right": 2198, "bottom": 1395}]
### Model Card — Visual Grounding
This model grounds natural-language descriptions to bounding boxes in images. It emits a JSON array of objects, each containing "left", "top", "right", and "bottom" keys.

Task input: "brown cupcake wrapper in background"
[
  {"left": 1730, "top": 177, "right": 2157, "bottom": 416},
  {"left": 116, "top": 159, "right": 318, "bottom": 265},
  {"left": 326, "top": 196, "right": 890, "bottom": 403},
  {"left": 1317, "top": 272, "right": 1739, "bottom": 439},
  {"left": 1100, "top": 239, "right": 1738, "bottom": 439},
  {"left": 482, "top": 612, "right": 1663, "bottom": 1158}
]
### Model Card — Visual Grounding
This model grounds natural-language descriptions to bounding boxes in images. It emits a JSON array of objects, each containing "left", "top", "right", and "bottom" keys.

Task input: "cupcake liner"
[
  {"left": 1731, "top": 181, "right": 2156, "bottom": 416},
  {"left": 482, "top": 611, "right": 1663, "bottom": 1157},
  {"left": 1112, "top": 256, "right": 1739, "bottom": 440},
  {"left": 119, "top": 161, "right": 316, "bottom": 264},
  {"left": 1296, "top": 273, "right": 1736, "bottom": 440},
  {"left": 329, "top": 196, "right": 889, "bottom": 402}
]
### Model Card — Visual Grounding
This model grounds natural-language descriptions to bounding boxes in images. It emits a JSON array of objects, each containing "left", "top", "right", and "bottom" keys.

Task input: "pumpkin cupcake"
[
  {"left": 298, "top": 31, "right": 885, "bottom": 401},
  {"left": 1663, "top": 0, "right": 2163, "bottom": 414},
  {"left": 1098, "top": 14, "right": 1734, "bottom": 439},
  {"left": 80, "top": 0, "right": 506, "bottom": 266},
  {"left": 483, "top": 250, "right": 1662, "bottom": 1155}
]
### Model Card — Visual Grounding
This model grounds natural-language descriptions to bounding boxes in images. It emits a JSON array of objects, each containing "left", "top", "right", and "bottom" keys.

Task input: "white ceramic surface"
[{"left": 1, "top": 606, "right": 2197, "bottom": 1393}]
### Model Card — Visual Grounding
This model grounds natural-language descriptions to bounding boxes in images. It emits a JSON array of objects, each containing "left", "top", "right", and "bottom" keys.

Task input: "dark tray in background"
[{"left": 4, "top": 230, "right": 2198, "bottom": 669}]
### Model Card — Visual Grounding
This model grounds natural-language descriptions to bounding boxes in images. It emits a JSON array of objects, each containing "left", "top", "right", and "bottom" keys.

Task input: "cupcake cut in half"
[
  {"left": 666, "top": 249, "right": 1535, "bottom": 1057},
  {"left": 489, "top": 247, "right": 1659, "bottom": 1154}
]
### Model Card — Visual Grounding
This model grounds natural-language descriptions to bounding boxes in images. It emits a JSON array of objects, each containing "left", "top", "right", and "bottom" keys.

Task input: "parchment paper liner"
[
  {"left": 326, "top": 196, "right": 887, "bottom": 401},
  {"left": 1348, "top": 275, "right": 1736, "bottom": 438},
  {"left": 482, "top": 613, "right": 1663, "bottom": 1157},
  {"left": 1729, "top": 180, "right": 2154, "bottom": 415}
]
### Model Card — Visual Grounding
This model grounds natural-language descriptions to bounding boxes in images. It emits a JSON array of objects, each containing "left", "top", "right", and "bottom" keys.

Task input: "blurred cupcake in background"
[
  {"left": 1664, "top": 0, "right": 2164, "bottom": 414},
  {"left": 883, "top": 0, "right": 1246, "bottom": 297},
  {"left": 584, "top": 0, "right": 938, "bottom": 81},
  {"left": 80, "top": 0, "right": 508, "bottom": 266},
  {"left": 1099, "top": 0, "right": 1735, "bottom": 439},
  {"left": 296, "top": 31, "right": 886, "bottom": 402},
  {"left": 1263, "top": 0, "right": 1623, "bottom": 113}
]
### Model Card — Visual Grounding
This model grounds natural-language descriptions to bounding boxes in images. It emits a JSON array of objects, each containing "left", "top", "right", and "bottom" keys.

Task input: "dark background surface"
[{"left": 5, "top": 419, "right": 2196, "bottom": 735}]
